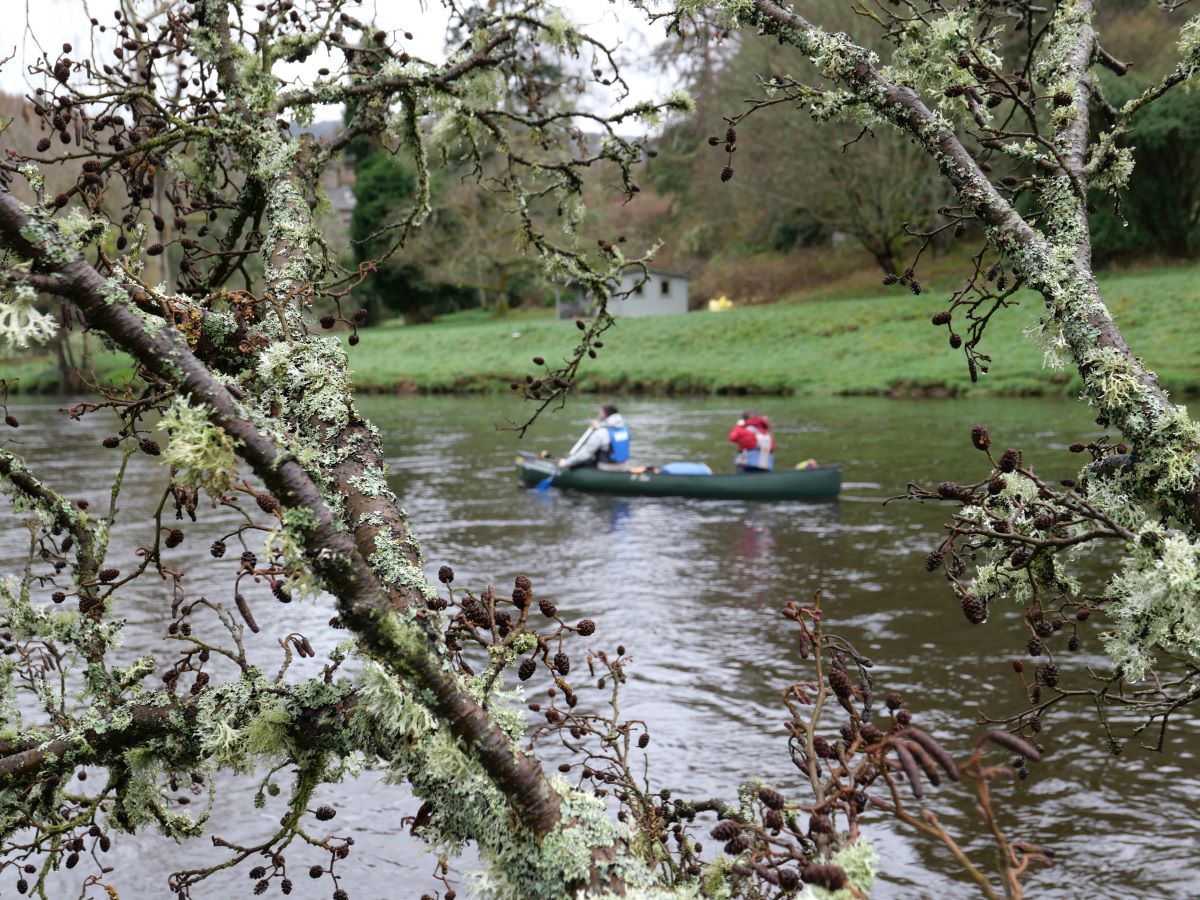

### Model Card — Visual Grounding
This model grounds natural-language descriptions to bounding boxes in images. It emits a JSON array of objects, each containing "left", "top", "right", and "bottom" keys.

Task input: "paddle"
[{"left": 532, "top": 424, "right": 595, "bottom": 491}]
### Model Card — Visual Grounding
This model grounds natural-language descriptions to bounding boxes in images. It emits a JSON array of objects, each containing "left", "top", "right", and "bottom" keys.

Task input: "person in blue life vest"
[
  {"left": 558, "top": 404, "right": 631, "bottom": 470},
  {"left": 728, "top": 410, "right": 776, "bottom": 473}
]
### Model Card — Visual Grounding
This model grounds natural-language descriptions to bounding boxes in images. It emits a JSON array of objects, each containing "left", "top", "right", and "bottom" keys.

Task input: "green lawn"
[
  {"left": 340, "top": 264, "right": 1200, "bottom": 397},
  {"left": 3, "top": 264, "right": 1197, "bottom": 397}
]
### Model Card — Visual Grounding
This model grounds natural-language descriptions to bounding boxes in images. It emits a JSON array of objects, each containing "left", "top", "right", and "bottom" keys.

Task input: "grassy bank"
[
  {"left": 342, "top": 264, "right": 1200, "bottom": 397},
  {"left": 0, "top": 338, "right": 134, "bottom": 394},
  {"left": 3, "top": 265, "right": 1197, "bottom": 397}
]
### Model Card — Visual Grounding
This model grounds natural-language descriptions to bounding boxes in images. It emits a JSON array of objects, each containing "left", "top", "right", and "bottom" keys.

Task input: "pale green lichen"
[
  {"left": 110, "top": 753, "right": 209, "bottom": 837},
  {"left": 1104, "top": 527, "right": 1200, "bottom": 678},
  {"left": 1178, "top": 14, "right": 1200, "bottom": 84},
  {"left": 1000, "top": 471, "right": 1041, "bottom": 504},
  {"left": 346, "top": 466, "right": 389, "bottom": 499},
  {"left": 957, "top": 384, "right": 1200, "bottom": 680},
  {"left": 159, "top": 397, "right": 242, "bottom": 497},
  {"left": 807, "top": 841, "right": 878, "bottom": 899},
  {"left": 662, "top": 88, "right": 696, "bottom": 115},
  {"left": 0, "top": 657, "right": 18, "bottom": 741},
  {"left": 1023, "top": 319, "right": 1070, "bottom": 371},
  {"left": 350, "top": 660, "right": 660, "bottom": 898},
  {"left": 56, "top": 207, "right": 110, "bottom": 249},
  {"left": 366, "top": 530, "right": 435, "bottom": 601},
  {"left": 885, "top": 8, "right": 1002, "bottom": 122},
  {"left": 1032, "top": 0, "right": 1085, "bottom": 92},
  {"left": 966, "top": 560, "right": 1010, "bottom": 610},
  {"left": 1090, "top": 146, "right": 1135, "bottom": 195},
  {"left": 666, "top": 0, "right": 752, "bottom": 22},
  {"left": 262, "top": 518, "right": 324, "bottom": 600},
  {"left": 17, "top": 163, "right": 44, "bottom": 194},
  {"left": 0, "top": 291, "right": 57, "bottom": 350},
  {"left": 467, "top": 676, "right": 527, "bottom": 743},
  {"left": 464, "top": 777, "right": 661, "bottom": 900},
  {"left": 253, "top": 338, "right": 352, "bottom": 437},
  {"left": 543, "top": 9, "right": 581, "bottom": 51},
  {"left": 1079, "top": 477, "right": 1146, "bottom": 533},
  {"left": 698, "top": 857, "right": 736, "bottom": 900},
  {"left": 1080, "top": 346, "right": 1142, "bottom": 410}
]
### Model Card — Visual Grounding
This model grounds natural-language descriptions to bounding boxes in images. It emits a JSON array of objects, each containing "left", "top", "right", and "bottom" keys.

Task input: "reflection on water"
[{"left": 1, "top": 393, "right": 1197, "bottom": 899}]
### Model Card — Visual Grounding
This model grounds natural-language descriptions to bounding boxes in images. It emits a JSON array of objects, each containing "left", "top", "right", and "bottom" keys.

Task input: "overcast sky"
[{"left": 2, "top": 0, "right": 674, "bottom": 113}]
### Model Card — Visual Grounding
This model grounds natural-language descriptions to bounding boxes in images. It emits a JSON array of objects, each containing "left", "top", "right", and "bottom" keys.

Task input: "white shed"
[{"left": 556, "top": 267, "right": 690, "bottom": 320}]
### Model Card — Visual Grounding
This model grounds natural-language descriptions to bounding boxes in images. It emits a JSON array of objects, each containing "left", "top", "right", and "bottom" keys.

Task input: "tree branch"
[
  {"left": 0, "top": 189, "right": 566, "bottom": 838},
  {"left": 746, "top": 0, "right": 1196, "bottom": 516}
]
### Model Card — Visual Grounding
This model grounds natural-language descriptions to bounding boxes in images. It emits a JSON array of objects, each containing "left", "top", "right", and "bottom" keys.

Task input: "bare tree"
[{"left": 657, "top": 13, "right": 953, "bottom": 274}]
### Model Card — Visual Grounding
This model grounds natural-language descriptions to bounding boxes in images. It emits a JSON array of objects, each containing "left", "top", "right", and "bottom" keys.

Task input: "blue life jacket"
[
  {"left": 603, "top": 424, "right": 631, "bottom": 463},
  {"left": 734, "top": 426, "right": 774, "bottom": 471}
]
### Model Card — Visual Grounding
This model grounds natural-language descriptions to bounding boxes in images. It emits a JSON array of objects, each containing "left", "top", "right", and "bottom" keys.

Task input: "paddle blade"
[{"left": 533, "top": 474, "right": 555, "bottom": 491}]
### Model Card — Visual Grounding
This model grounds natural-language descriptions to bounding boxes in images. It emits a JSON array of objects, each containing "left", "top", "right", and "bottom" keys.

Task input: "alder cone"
[
  {"left": 803, "top": 863, "right": 846, "bottom": 890},
  {"left": 961, "top": 594, "right": 986, "bottom": 624},
  {"left": 827, "top": 667, "right": 853, "bottom": 700}
]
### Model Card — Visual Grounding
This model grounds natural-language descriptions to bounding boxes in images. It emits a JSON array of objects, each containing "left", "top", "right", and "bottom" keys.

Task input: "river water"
[{"left": 1, "top": 394, "right": 1197, "bottom": 899}]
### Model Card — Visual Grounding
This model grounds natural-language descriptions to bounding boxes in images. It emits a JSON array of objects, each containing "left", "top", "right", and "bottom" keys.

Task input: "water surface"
[{"left": 1, "top": 394, "right": 1196, "bottom": 898}]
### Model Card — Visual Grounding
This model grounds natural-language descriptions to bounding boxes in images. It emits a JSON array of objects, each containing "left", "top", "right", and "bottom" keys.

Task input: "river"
[{"left": 1, "top": 394, "right": 1196, "bottom": 898}]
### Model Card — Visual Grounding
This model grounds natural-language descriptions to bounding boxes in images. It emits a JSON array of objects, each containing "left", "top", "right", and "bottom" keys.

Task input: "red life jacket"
[{"left": 731, "top": 417, "right": 775, "bottom": 470}]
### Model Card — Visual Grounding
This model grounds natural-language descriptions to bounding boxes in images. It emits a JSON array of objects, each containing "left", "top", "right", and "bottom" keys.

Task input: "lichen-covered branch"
[
  {"left": 0, "top": 188, "right": 632, "bottom": 893},
  {"left": 0, "top": 2, "right": 708, "bottom": 886},
  {"left": 688, "top": 0, "right": 1200, "bottom": 747},
  {"left": 733, "top": 1, "right": 1186, "bottom": 468}
]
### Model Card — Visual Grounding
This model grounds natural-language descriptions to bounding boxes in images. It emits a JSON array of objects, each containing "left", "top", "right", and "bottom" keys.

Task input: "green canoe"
[{"left": 516, "top": 456, "right": 842, "bottom": 501}]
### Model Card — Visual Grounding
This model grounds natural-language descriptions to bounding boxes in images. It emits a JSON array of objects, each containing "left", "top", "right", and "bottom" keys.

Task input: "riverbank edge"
[
  {"left": 0, "top": 368, "right": 1119, "bottom": 399},
  {"left": 2, "top": 351, "right": 1190, "bottom": 400},
  {"left": 319, "top": 374, "right": 1091, "bottom": 398}
]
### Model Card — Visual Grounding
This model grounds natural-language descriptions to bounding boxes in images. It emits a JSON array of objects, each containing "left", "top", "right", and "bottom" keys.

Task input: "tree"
[
  {"left": 352, "top": 146, "right": 558, "bottom": 321},
  {"left": 347, "top": 12, "right": 626, "bottom": 324},
  {"left": 778, "top": 125, "right": 949, "bottom": 274},
  {"left": 349, "top": 149, "right": 475, "bottom": 323},
  {"left": 1, "top": 1, "right": 1199, "bottom": 899},
  {"left": 1089, "top": 75, "right": 1200, "bottom": 262},
  {"left": 0, "top": 3, "right": 691, "bottom": 896},
  {"left": 667, "top": 0, "right": 1200, "bottom": 871},
  {"left": 650, "top": 5, "right": 953, "bottom": 274}
]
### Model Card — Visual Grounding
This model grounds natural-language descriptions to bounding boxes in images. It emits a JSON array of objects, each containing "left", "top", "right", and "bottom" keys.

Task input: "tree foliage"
[
  {"left": 1089, "top": 76, "right": 1200, "bottom": 262},
  {"left": 349, "top": 149, "right": 474, "bottom": 323},
  {"left": 650, "top": 5, "right": 953, "bottom": 273}
]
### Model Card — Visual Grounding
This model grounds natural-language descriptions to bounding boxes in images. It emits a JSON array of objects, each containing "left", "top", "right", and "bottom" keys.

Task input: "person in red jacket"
[{"left": 728, "top": 410, "right": 776, "bottom": 473}]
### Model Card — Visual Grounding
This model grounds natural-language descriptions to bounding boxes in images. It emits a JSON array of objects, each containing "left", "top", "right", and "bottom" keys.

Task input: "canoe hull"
[{"left": 516, "top": 459, "right": 841, "bottom": 501}]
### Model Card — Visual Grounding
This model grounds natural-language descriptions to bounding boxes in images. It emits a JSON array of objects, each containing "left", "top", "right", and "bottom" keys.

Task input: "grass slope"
[
  {"left": 2, "top": 265, "right": 1196, "bottom": 397},
  {"left": 342, "top": 265, "right": 1200, "bottom": 397}
]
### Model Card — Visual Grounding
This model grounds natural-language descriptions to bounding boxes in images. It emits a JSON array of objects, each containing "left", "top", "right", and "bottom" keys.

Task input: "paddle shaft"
[
  {"left": 565, "top": 423, "right": 597, "bottom": 460},
  {"left": 523, "top": 424, "right": 599, "bottom": 490},
  {"left": 518, "top": 424, "right": 597, "bottom": 463},
  {"left": 532, "top": 425, "right": 594, "bottom": 491}
]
